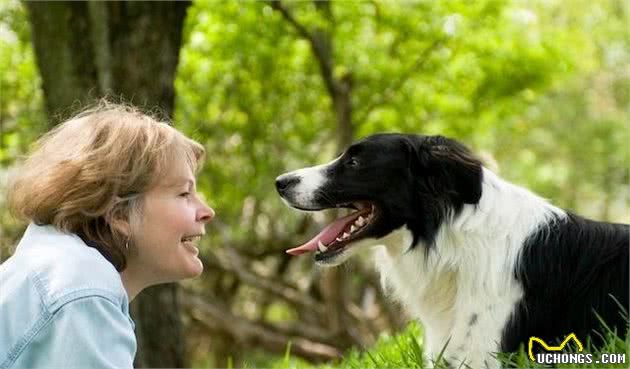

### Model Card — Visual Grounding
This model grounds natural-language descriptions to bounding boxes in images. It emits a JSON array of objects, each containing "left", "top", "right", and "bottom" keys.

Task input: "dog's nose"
[{"left": 275, "top": 175, "right": 300, "bottom": 194}]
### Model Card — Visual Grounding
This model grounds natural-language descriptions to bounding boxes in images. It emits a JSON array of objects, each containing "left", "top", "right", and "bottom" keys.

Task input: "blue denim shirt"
[{"left": 0, "top": 223, "right": 136, "bottom": 369}]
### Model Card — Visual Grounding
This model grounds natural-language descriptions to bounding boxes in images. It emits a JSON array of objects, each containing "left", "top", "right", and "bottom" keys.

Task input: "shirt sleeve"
[{"left": 16, "top": 296, "right": 136, "bottom": 369}]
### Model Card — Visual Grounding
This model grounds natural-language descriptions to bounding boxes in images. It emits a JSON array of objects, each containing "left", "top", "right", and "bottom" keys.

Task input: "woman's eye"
[{"left": 179, "top": 192, "right": 191, "bottom": 197}]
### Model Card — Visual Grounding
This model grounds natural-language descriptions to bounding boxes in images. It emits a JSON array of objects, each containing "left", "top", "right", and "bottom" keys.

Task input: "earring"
[{"left": 125, "top": 240, "right": 129, "bottom": 251}]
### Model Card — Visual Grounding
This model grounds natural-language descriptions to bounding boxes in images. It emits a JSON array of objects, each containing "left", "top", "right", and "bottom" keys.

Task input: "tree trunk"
[
  {"left": 23, "top": 2, "right": 99, "bottom": 125},
  {"left": 24, "top": 1, "right": 191, "bottom": 367}
]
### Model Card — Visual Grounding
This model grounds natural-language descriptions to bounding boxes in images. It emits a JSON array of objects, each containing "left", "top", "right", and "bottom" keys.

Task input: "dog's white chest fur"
[
  {"left": 369, "top": 169, "right": 565, "bottom": 368},
  {"left": 372, "top": 227, "right": 524, "bottom": 368}
]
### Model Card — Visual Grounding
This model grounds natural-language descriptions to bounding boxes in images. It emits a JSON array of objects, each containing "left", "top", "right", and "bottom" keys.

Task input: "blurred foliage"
[
  {"left": 172, "top": 0, "right": 628, "bottom": 262},
  {"left": 0, "top": 1, "right": 45, "bottom": 166},
  {"left": 0, "top": 0, "right": 45, "bottom": 255},
  {"left": 1, "top": 0, "right": 628, "bottom": 365}
]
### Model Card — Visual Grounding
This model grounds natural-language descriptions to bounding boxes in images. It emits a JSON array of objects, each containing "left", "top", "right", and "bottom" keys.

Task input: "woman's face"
[{"left": 128, "top": 157, "right": 214, "bottom": 284}]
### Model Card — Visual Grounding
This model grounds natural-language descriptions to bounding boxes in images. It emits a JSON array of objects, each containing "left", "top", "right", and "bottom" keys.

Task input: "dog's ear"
[{"left": 407, "top": 135, "right": 483, "bottom": 205}]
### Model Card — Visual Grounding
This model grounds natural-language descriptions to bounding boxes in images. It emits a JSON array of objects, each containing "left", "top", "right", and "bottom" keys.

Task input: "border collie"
[{"left": 275, "top": 133, "right": 628, "bottom": 368}]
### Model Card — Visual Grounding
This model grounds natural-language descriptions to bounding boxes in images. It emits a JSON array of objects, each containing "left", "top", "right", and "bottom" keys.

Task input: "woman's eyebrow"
[{"left": 164, "top": 178, "right": 195, "bottom": 190}]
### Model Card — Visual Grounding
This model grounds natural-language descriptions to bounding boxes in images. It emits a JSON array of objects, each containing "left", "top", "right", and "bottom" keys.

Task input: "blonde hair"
[{"left": 7, "top": 102, "right": 205, "bottom": 271}]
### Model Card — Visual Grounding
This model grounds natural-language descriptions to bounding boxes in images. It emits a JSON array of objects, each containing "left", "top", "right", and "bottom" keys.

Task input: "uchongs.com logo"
[{"left": 528, "top": 333, "right": 626, "bottom": 365}]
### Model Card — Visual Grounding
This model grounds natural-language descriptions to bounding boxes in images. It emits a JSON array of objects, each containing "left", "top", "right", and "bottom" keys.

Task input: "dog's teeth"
[
  {"left": 342, "top": 232, "right": 350, "bottom": 239},
  {"left": 356, "top": 216, "right": 365, "bottom": 226},
  {"left": 336, "top": 237, "right": 343, "bottom": 242},
  {"left": 350, "top": 225, "right": 356, "bottom": 233},
  {"left": 318, "top": 241, "right": 328, "bottom": 252}
]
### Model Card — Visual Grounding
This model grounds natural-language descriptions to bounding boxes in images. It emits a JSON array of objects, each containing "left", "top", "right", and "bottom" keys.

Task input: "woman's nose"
[{"left": 198, "top": 203, "right": 215, "bottom": 223}]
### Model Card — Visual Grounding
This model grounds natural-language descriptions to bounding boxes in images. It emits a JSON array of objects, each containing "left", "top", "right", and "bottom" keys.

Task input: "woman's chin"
[
  {"left": 183, "top": 255, "right": 204, "bottom": 278},
  {"left": 179, "top": 242, "right": 203, "bottom": 277}
]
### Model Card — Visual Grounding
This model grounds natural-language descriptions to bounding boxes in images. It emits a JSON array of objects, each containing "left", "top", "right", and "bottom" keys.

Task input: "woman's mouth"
[{"left": 181, "top": 235, "right": 202, "bottom": 254}]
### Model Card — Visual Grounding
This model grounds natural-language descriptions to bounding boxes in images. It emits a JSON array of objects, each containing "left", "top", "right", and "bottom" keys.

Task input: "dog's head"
[{"left": 276, "top": 133, "right": 483, "bottom": 266}]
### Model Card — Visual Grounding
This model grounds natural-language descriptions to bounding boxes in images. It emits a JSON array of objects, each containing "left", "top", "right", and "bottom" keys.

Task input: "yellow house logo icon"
[{"left": 528, "top": 333, "right": 584, "bottom": 362}]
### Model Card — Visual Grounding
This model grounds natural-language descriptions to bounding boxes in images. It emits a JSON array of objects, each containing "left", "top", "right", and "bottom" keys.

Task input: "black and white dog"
[{"left": 275, "top": 133, "right": 629, "bottom": 368}]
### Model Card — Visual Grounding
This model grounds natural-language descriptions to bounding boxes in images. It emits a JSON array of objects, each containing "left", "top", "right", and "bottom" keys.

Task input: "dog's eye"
[{"left": 346, "top": 158, "right": 360, "bottom": 168}]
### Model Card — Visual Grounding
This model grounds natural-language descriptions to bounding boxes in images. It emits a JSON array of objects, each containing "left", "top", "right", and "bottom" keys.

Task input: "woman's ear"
[
  {"left": 106, "top": 201, "right": 133, "bottom": 239},
  {"left": 108, "top": 217, "right": 131, "bottom": 238}
]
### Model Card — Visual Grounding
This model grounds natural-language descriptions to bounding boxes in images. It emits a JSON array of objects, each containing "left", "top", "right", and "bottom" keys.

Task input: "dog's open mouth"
[{"left": 286, "top": 201, "right": 379, "bottom": 260}]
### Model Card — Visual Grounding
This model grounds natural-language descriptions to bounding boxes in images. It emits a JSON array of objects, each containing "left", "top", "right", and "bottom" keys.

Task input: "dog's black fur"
[{"left": 504, "top": 213, "right": 629, "bottom": 351}]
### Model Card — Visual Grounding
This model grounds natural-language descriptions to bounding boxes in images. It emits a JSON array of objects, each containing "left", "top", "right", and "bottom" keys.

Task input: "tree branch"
[
  {"left": 268, "top": 0, "right": 337, "bottom": 99},
  {"left": 268, "top": 0, "right": 312, "bottom": 40},
  {"left": 355, "top": 38, "right": 445, "bottom": 124},
  {"left": 181, "top": 291, "right": 342, "bottom": 362},
  {"left": 201, "top": 248, "right": 327, "bottom": 316}
]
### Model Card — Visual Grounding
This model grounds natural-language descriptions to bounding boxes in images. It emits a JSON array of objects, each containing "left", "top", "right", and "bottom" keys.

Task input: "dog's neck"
[
  {"left": 413, "top": 168, "right": 567, "bottom": 286},
  {"left": 376, "top": 167, "right": 566, "bottom": 290},
  {"left": 450, "top": 167, "right": 565, "bottom": 238}
]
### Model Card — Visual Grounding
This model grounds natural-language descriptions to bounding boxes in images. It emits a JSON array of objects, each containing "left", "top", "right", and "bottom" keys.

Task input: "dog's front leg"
[{"left": 442, "top": 308, "right": 505, "bottom": 369}]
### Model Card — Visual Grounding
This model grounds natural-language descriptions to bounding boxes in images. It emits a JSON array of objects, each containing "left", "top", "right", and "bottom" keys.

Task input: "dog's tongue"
[{"left": 286, "top": 211, "right": 362, "bottom": 256}]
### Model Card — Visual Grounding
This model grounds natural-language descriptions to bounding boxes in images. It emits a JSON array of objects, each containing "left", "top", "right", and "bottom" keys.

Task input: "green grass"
[
  {"left": 263, "top": 314, "right": 629, "bottom": 369},
  {"left": 500, "top": 308, "right": 630, "bottom": 369},
  {"left": 328, "top": 322, "right": 429, "bottom": 369}
]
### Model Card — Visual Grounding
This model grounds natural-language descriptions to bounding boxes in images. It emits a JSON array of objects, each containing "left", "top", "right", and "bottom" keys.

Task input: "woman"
[{"left": 0, "top": 103, "right": 215, "bottom": 368}]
